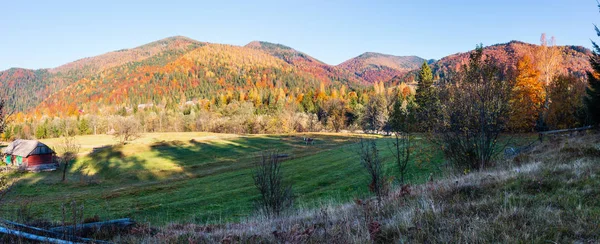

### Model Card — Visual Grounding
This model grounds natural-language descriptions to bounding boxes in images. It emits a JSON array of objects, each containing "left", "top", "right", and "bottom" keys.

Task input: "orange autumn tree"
[{"left": 509, "top": 55, "right": 544, "bottom": 132}]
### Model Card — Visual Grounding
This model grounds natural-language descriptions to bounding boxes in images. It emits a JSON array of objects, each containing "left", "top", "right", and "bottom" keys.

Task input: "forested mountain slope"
[
  {"left": 338, "top": 52, "right": 428, "bottom": 83},
  {"left": 0, "top": 36, "right": 203, "bottom": 112}
]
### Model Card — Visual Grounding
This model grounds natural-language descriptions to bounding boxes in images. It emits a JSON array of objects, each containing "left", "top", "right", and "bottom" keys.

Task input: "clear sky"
[{"left": 1, "top": 0, "right": 598, "bottom": 71}]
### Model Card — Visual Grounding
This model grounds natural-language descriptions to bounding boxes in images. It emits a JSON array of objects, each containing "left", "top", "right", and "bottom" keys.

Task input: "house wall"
[{"left": 24, "top": 154, "right": 55, "bottom": 167}]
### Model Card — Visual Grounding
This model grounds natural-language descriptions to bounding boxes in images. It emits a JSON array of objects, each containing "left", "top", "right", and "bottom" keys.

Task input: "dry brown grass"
[{"left": 110, "top": 132, "right": 600, "bottom": 243}]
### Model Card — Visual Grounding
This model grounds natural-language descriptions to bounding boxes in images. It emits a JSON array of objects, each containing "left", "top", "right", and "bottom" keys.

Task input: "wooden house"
[{"left": 2, "top": 139, "right": 57, "bottom": 171}]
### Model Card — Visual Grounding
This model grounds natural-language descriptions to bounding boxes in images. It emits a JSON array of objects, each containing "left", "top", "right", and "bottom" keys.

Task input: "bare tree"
[
  {"left": 358, "top": 139, "right": 387, "bottom": 201},
  {"left": 436, "top": 45, "right": 513, "bottom": 170},
  {"left": 57, "top": 135, "right": 81, "bottom": 182},
  {"left": 361, "top": 95, "right": 388, "bottom": 134},
  {"left": 307, "top": 113, "right": 319, "bottom": 132},
  {"left": 388, "top": 98, "right": 415, "bottom": 185},
  {"left": 253, "top": 151, "right": 293, "bottom": 217},
  {"left": 538, "top": 34, "right": 561, "bottom": 88},
  {"left": 114, "top": 116, "right": 141, "bottom": 145}
]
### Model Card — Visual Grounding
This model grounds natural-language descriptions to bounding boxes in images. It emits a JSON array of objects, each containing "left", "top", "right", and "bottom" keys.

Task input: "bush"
[
  {"left": 435, "top": 46, "right": 513, "bottom": 170},
  {"left": 358, "top": 139, "right": 388, "bottom": 201},
  {"left": 114, "top": 116, "right": 141, "bottom": 144},
  {"left": 253, "top": 151, "right": 293, "bottom": 217}
]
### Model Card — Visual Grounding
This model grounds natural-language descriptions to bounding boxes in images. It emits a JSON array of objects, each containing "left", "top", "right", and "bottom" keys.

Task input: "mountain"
[
  {"left": 50, "top": 36, "right": 203, "bottom": 76},
  {"left": 1, "top": 37, "right": 593, "bottom": 117},
  {"left": 0, "top": 36, "right": 203, "bottom": 112},
  {"left": 35, "top": 43, "right": 331, "bottom": 116},
  {"left": 431, "top": 41, "right": 592, "bottom": 80},
  {"left": 385, "top": 41, "right": 592, "bottom": 86},
  {"left": 338, "top": 52, "right": 429, "bottom": 83},
  {"left": 245, "top": 41, "right": 364, "bottom": 85},
  {"left": 0, "top": 68, "right": 52, "bottom": 111}
]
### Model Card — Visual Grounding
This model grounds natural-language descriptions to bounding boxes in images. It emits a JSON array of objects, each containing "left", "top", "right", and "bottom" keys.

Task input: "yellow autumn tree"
[
  {"left": 509, "top": 55, "right": 544, "bottom": 132},
  {"left": 535, "top": 33, "right": 561, "bottom": 130}
]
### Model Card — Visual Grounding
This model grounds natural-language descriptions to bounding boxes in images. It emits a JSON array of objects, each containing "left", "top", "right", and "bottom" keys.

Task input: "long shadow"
[
  {"left": 0, "top": 134, "right": 362, "bottom": 226},
  {"left": 73, "top": 145, "right": 154, "bottom": 182},
  {"left": 148, "top": 136, "right": 293, "bottom": 177}
]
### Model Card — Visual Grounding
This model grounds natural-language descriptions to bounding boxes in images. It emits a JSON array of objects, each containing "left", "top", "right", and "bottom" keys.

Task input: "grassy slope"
[
  {"left": 1, "top": 132, "right": 444, "bottom": 225},
  {"left": 132, "top": 133, "right": 600, "bottom": 243}
]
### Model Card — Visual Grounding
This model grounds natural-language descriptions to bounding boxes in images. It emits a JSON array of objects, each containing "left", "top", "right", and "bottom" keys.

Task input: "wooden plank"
[
  {"left": 0, "top": 226, "right": 74, "bottom": 244},
  {"left": 539, "top": 125, "right": 593, "bottom": 135},
  {"left": 1, "top": 219, "right": 113, "bottom": 244},
  {"left": 538, "top": 125, "right": 594, "bottom": 142},
  {"left": 2, "top": 219, "right": 62, "bottom": 238},
  {"left": 49, "top": 218, "right": 135, "bottom": 233}
]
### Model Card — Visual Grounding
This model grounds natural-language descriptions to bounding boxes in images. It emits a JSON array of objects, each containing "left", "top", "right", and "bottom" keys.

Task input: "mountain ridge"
[
  {"left": 245, "top": 40, "right": 365, "bottom": 85},
  {"left": 0, "top": 36, "right": 593, "bottom": 115},
  {"left": 337, "top": 52, "right": 428, "bottom": 83}
]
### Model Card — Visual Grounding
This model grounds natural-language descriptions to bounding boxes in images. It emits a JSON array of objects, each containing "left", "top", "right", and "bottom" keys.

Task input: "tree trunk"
[{"left": 62, "top": 161, "right": 68, "bottom": 182}]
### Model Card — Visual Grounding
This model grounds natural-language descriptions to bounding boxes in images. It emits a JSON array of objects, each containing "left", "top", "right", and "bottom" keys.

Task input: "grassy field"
[
  {"left": 0, "top": 132, "right": 445, "bottom": 225},
  {"left": 127, "top": 133, "right": 599, "bottom": 243}
]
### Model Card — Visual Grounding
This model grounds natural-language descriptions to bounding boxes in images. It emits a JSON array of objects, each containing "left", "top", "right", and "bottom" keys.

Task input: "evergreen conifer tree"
[
  {"left": 414, "top": 62, "right": 439, "bottom": 131},
  {"left": 585, "top": 24, "right": 600, "bottom": 126}
]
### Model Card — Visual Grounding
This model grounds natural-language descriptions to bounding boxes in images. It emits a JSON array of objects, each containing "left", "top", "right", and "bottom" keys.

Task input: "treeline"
[{"left": 5, "top": 81, "right": 402, "bottom": 139}]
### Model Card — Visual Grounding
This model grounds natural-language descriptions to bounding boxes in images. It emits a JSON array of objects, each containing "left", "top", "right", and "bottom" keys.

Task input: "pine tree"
[
  {"left": 389, "top": 98, "right": 416, "bottom": 133},
  {"left": 414, "top": 61, "right": 439, "bottom": 131},
  {"left": 585, "top": 24, "right": 600, "bottom": 126}
]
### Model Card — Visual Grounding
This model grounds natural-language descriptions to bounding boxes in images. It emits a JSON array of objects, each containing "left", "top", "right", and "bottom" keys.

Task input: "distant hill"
[
  {"left": 431, "top": 41, "right": 592, "bottom": 80},
  {"left": 50, "top": 36, "right": 203, "bottom": 76},
  {"left": 338, "top": 52, "right": 428, "bottom": 83},
  {"left": 386, "top": 41, "right": 592, "bottom": 86},
  {"left": 0, "top": 68, "right": 52, "bottom": 111},
  {"left": 0, "top": 36, "right": 203, "bottom": 112},
  {"left": 245, "top": 41, "right": 364, "bottom": 85},
  {"left": 35, "top": 43, "right": 330, "bottom": 116}
]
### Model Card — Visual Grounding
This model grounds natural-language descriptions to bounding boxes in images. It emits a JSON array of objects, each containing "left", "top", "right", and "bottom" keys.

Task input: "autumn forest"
[{"left": 0, "top": 34, "right": 595, "bottom": 140}]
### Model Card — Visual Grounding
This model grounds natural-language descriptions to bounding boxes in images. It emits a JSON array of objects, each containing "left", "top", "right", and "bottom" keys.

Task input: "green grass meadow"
[{"left": 1, "top": 132, "right": 445, "bottom": 225}]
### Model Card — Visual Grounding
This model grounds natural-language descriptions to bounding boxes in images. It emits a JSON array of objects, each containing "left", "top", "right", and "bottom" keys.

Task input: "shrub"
[
  {"left": 358, "top": 139, "right": 388, "bottom": 201},
  {"left": 253, "top": 151, "right": 293, "bottom": 217},
  {"left": 435, "top": 46, "right": 513, "bottom": 170}
]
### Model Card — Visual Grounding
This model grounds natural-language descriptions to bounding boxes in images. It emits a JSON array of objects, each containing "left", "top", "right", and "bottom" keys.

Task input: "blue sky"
[{"left": 0, "top": 0, "right": 597, "bottom": 71}]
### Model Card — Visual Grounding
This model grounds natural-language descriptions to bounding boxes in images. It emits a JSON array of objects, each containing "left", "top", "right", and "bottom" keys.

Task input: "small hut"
[{"left": 2, "top": 139, "right": 57, "bottom": 171}]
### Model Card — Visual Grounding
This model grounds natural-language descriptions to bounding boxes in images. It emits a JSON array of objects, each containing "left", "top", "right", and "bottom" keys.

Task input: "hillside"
[
  {"left": 338, "top": 52, "right": 428, "bottom": 83},
  {"left": 246, "top": 41, "right": 365, "bottom": 85},
  {"left": 1, "top": 38, "right": 593, "bottom": 115},
  {"left": 431, "top": 41, "right": 592, "bottom": 80},
  {"left": 0, "top": 36, "right": 203, "bottom": 112},
  {"left": 0, "top": 68, "right": 51, "bottom": 111},
  {"left": 35, "top": 43, "right": 329, "bottom": 116},
  {"left": 49, "top": 36, "right": 204, "bottom": 77},
  {"left": 384, "top": 41, "right": 593, "bottom": 86}
]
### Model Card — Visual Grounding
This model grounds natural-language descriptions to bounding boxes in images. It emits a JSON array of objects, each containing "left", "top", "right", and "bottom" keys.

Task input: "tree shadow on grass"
[
  {"left": 148, "top": 136, "right": 288, "bottom": 177},
  {"left": 72, "top": 145, "right": 154, "bottom": 182}
]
